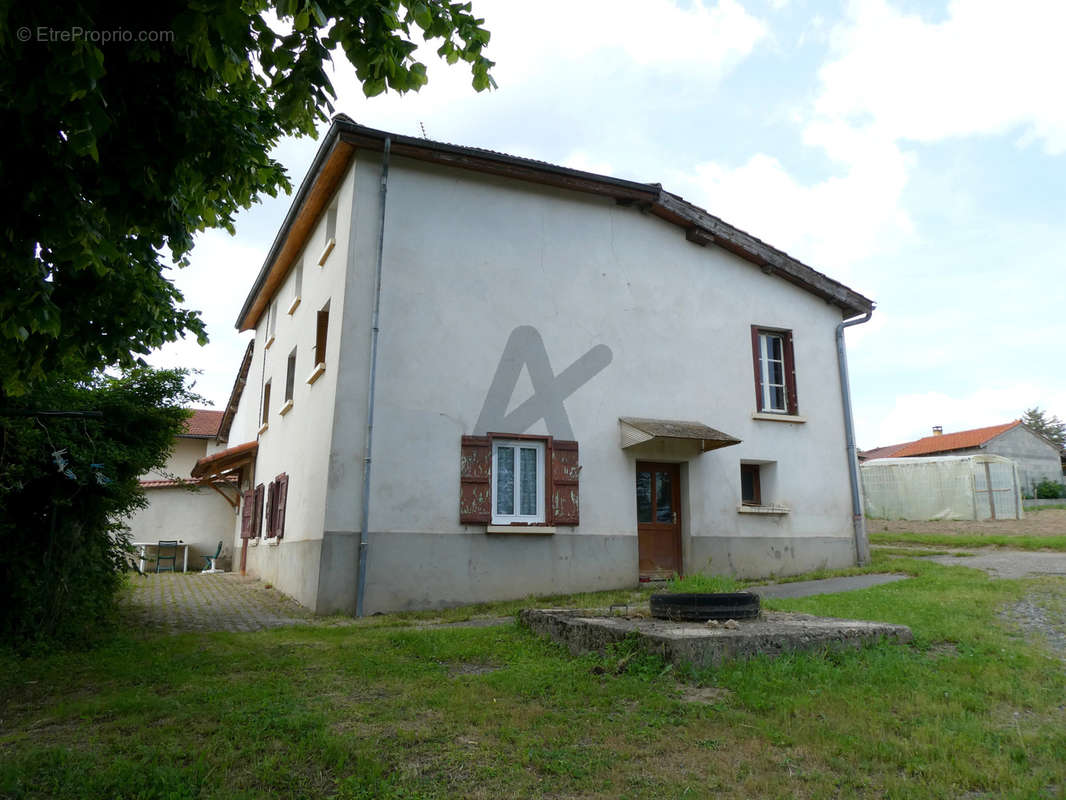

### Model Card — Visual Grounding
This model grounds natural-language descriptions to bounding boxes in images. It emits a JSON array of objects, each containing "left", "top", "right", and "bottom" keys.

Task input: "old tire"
[{"left": 649, "top": 592, "right": 761, "bottom": 621}]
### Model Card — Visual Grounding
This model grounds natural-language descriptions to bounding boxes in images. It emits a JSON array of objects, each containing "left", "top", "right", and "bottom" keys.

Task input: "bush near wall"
[
  {"left": 1035, "top": 480, "right": 1066, "bottom": 500},
  {"left": 0, "top": 369, "right": 198, "bottom": 648}
]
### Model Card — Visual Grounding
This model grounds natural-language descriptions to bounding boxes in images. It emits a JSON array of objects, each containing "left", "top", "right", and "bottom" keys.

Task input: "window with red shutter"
[
  {"left": 240, "top": 489, "right": 255, "bottom": 539},
  {"left": 459, "top": 436, "right": 492, "bottom": 523},
  {"left": 252, "top": 483, "right": 265, "bottom": 538},
  {"left": 550, "top": 440, "right": 580, "bottom": 525},
  {"left": 275, "top": 474, "right": 289, "bottom": 539},
  {"left": 265, "top": 480, "right": 278, "bottom": 538},
  {"left": 751, "top": 326, "right": 798, "bottom": 415}
]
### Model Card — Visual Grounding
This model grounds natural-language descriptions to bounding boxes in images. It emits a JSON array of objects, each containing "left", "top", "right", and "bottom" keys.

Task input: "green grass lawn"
[
  {"left": 2, "top": 555, "right": 1065, "bottom": 799},
  {"left": 870, "top": 531, "right": 1066, "bottom": 551}
]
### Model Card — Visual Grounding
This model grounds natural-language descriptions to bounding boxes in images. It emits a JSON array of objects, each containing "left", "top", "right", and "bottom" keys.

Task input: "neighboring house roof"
[
  {"left": 887, "top": 421, "right": 1021, "bottom": 458},
  {"left": 858, "top": 442, "right": 910, "bottom": 461},
  {"left": 140, "top": 476, "right": 238, "bottom": 489},
  {"left": 181, "top": 409, "right": 224, "bottom": 439},
  {"left": 216, "top": 340, "right": 255, "bottom": 444},
  {"left": 236, "top": 116, "right": 875, "bottom": 332}
]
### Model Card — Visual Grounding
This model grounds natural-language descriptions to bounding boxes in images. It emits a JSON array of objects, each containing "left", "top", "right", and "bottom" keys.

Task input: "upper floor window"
[
  {"left": 751, "top": 326, "right": 797, "bottom": 415},
  {"left": 265, "top": 300, "right": 277, "bottom": 348}
]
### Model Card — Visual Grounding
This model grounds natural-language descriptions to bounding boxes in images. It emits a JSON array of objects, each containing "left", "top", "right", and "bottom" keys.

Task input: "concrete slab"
[
  {"left": 520, "top": 608, "right": 912, "bottom": 670},
  {"left": 749, "top": 573, "right": 910, "bottom": 599}
]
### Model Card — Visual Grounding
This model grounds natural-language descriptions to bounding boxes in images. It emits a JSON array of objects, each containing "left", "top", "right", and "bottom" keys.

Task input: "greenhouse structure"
[{"left": 860, "top": 454, "right": 1022, "bottom": 521}]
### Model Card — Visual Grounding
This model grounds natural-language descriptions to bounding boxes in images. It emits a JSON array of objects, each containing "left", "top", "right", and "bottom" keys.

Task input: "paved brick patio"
[{"left": 123, "top": 573, "right": 314, "bottom": 633}]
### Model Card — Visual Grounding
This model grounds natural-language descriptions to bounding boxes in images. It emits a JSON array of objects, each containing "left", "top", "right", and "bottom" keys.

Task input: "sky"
[{"left": 147, "top": 0, "right": 1066, "bottom": 450}]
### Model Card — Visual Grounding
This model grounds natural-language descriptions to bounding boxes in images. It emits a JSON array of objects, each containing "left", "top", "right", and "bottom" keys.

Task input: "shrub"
[
  {"left": 0, "top": 368, "right": 198, "bottom": 647},
  {"left": 1035, "top": 480, "right": 1066, "bottom": 500}
]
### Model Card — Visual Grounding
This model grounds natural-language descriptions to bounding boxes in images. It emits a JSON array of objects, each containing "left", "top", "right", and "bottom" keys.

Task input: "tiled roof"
[
  {"left": 181, "top": 409, "right": 224, "bottom": 438},
  {"left": 140, "top": 475, "right": 238, "bottom": 489},
  {"left": 858, "top": 443, "right": 910, "bottom": 461},
  {"left": 890, "top": 421, "right": 1020, "bottom": 458},
  {"left": 191, "top": 440, "right": 258, "bottom": 479}
]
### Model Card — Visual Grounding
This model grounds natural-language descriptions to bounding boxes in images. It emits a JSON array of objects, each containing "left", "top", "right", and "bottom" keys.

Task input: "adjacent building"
[{"left": 191, "top": 116, "right": 876, "bottom": 614}]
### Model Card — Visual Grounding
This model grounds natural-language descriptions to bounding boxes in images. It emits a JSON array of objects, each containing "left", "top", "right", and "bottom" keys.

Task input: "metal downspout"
[
  {"left": 356, "top": 136, "right": 391, "bottom": 617},
  {"left": 836, "top": 309, "right": 873, "bottom": 565}
]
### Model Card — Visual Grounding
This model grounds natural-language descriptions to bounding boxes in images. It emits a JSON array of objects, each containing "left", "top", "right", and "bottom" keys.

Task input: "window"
[
  {"left": 315, "top": 302, "right": 329, "bottom": 366},
  {"left": 751, "top": 326, "right": 797, "bottom": 415},
  {"left": 285, "top": 348, "right": 297, "bottom": 403},
  {"left": 260, "top": 380, "right": 271, "bottom": 428},
  {"left": 320, "top": 204, "right": 338, "bottom": 265},
  {"left": 266, "top": 300, "right": 277, "bottom": 347},
  {"left": 491, "top": 439, "right": 546, "bottom": 524},
  {"left": 288, "top": 259, "right": 303, "bottom": 314},
  {"left": 740, "top": 464, "right": 761, "bottom": 506},
  {"left": 459, "top": 436, "right": 579, "bottom": 527}
]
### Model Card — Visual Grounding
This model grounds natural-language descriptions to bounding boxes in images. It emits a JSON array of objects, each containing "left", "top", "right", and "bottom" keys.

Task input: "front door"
[{"left": 636, "top": 461, "right": 682, "bottom": 580}]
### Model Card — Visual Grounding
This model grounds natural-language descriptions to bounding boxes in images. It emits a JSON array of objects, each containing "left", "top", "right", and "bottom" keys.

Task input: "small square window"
[
  {"left": 740, "top": 463, "right": 761, "bottom": 506},
  {"left": 491, "top": 439, "right": 545, "bottom": 524}
]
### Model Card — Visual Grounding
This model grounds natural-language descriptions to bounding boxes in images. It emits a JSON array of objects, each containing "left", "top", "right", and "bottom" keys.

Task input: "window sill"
[
  {"left": 737, "top": 504, "right": 790, "bottom": 515},
  {"left": 257, "top": 422, "right": 269, "bottom": 436},
  {"left": 266, "top": 538, "right": 280, "bottom": 547},
  {"left": 751, "top": 412, "right": 807, "bottom": 423},
  {"left": 287, "top": 296, "right": 301, "bottom": 315},
  {"left": 487, "top": 525, "right": 556, "bottom": 534},
  {"left": 319, "top": 238, "right": 335, "bottom": 266},
  {"left": 264, "top": 335, "right": 275, "bottom": 350},
  {"left": 279, "top": 399, "right": 294, "bottom": 416},
  {"left": 306, "top": 363, "right": 326, "bottom": 385}
]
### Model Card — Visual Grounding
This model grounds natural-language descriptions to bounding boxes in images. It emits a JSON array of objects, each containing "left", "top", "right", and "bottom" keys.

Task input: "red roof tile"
[
  {"left": 858, "top": 443, "right": 910, "bottom": 461},
  {"left": 140, "top": 476, "right": 237, "bottom": 489},
  {"left": 190, "top": 440, "right": 258, "bottom": 479},
  {"left": 181, "top": 409, "right": 224, "bottom": 438},
  {"left": 890, "top": 421, "right": 1020, "bottom": 458}
]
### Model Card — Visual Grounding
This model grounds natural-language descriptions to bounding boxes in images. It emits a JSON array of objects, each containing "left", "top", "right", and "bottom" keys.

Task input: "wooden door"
[{"left": 636, "top": 462, "right": 682, "bottom": 580}]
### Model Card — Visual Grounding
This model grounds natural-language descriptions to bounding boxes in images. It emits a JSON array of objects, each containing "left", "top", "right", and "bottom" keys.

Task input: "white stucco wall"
[
  {"left": 125, "top": 486, "right": 235, "bottom": 569},
  {"left": 319, "top": 156, "right": 860, "bottom": 612},
  {"left": 228, "top": 162, "right": 358, "bottom": 607},
  {"left": 143, "top": 437, "right": 209, "bottom": 481}
]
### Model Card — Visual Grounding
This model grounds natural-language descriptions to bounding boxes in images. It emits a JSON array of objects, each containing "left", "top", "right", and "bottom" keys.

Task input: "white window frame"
[
  {"left": 758, "top": 331, "right": 788, "bottom": 413},
  {"left": 491, "top": 439, "right": 546, "bottom": 524}
]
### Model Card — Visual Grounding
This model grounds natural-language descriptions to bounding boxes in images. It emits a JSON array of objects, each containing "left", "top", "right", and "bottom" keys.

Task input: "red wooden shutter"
[
  {"left": 750, "top": 325, "right": 763, "bottom": 411},
  {"left": 252, "top": 483, "right": 265, "bottom": 538},
  {"left": 551, "top": 440, "right": 580, "bottom": 525},
  {"left": 275, "top": 474, "right": 289, "bottom": 540},
  {"left": 459, "top": 435, "right": 492, "bottom": 523},
  {"left": 783, "top": 331, "right": 798, "bottom": 415},
  {"left": 240, "top": 489, "right": 255, "bottom": 539},
  {"left": 264, "top": 480, "right": 278, "bottom": 538}
]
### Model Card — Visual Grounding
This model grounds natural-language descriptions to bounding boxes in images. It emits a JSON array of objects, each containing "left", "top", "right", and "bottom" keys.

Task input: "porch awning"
[
  {"left": 619, "top": 417, "right": 741, "bottom": 453},
  {"left": 190, "top": 440, "right": 258, "bottom": 480}
]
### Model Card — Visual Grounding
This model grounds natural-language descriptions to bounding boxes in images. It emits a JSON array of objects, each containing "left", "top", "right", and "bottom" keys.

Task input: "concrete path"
[
  {"left": 123, "top": 573, "right": 313, "bottom": 634},
  {"left": 749, "top": 573, "right": 910, "bottom": 599},
  {"left": 922, "top": 550, "right": 1066, "bottom": 580}
]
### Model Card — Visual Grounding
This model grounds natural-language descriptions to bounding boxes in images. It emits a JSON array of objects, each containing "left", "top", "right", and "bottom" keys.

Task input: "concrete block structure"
[{"left": 191, "top": 117, "right": 876, "bottom": 614}]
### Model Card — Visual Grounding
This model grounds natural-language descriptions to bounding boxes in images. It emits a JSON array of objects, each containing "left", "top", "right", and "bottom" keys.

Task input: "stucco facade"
[{"left": 216, "top": 119, "right": 874, "bottom": 615}]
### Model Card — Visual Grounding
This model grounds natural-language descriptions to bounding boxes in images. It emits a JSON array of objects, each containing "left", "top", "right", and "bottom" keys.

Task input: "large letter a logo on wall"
[{"left": 474, "top": 326, "right": 613, "bottom": 439}]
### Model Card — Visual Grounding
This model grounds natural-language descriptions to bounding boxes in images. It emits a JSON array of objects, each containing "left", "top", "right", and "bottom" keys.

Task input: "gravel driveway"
[{"left": 923, "top": 550, "right": 1066, "bottom": 579}]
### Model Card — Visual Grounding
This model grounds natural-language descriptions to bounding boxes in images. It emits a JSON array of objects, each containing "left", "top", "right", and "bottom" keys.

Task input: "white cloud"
[
  {"left": 862, "top": 383, "right": 1066, "bottom": 447},
  {"left": 817, "top": 0, "right": 1066, "bottom": 154}
]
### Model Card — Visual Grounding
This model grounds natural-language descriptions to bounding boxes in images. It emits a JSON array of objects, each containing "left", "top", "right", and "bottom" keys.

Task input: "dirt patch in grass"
[
  {"left": 444, "top": 661, "right": 501, "bottom": 677},
  {"left": 924, "top": 641, "right": 960, "bottom": 660},
  {"left": 872, "top": 510, "right": 1066, "bottom": 537},
  {"left": 679, "top": 685, "right": 733, "bottom": 705}
]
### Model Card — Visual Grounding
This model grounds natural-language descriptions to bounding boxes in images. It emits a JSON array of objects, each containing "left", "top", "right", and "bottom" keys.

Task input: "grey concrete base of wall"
[
  {"left": 249, "top": 531, "right": 860, "bottom": 616},
  {"left": 358, "top": 531, "right": 639, "bottom": 614},
  {"left": 687, "top": 535, "right": 856, "bottom": 580},
  {"left": 241, "top": 538, "right": 322, "bottom": 611},
  {"left": 520, "top": 608, "right": 912, "bottom": 670}
]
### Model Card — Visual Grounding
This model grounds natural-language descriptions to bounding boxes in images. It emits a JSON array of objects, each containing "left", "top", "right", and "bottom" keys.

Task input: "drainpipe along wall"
[
  {"left": 836, "top": 310, "right": 873, "bottom": 565},
  {"left": 355, "top": 136, "right": 391, "bottom": 617}
]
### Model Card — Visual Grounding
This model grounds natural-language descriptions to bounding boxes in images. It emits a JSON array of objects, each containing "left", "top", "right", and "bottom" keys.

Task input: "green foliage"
[
  {"left": 1021, "top": 406, "right": 1065, "bottom": 447},
  {"left": 0, "top": 368, "right": 200, "bottom": 645},
  {"left": 664, "top": 572, "right": 743, "bottom": 593},
  {"left": 1034, "top": 479, "right": 1066, "bottom": 499},
  {"left": 0, "top": 1, "right": 494, "bottom": 394}
]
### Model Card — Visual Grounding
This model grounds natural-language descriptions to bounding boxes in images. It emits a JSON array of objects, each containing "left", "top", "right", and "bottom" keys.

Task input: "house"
[
  {"left": 190, "top": 116, "right": 876, "bottom": 615},
  {"left": 125, "top": 409, "right": 235, "bottom": 569},
  {"left": 862, "top": 422, "right": 1062, "bottom": 495}
]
